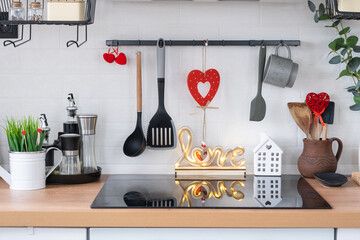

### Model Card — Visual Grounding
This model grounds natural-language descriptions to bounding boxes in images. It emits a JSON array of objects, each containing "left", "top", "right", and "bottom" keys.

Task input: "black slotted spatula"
[
  {"left": 146, "top": 38, "right": 176, "bottom": 149},
  {"left": 321, "top": 101, "right": 335, "bottom": 141}
]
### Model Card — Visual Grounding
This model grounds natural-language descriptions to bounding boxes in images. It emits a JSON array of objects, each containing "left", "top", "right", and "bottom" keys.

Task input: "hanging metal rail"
[{"left": 106, "top": 39, "right": 301, "bottom": 47}]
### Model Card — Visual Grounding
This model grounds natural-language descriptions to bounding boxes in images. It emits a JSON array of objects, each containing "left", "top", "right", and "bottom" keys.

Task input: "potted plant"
[
  {"left": 0, "top": 117, "right": 60, "bottom": 190},
  {"left": 308, "top": 0, "right": 360, "bottom": 111}
]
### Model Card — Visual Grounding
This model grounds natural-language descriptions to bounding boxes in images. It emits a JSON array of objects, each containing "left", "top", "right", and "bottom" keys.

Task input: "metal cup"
[{"left": 263, "top": 44, "right": 298, "bottom": 88}]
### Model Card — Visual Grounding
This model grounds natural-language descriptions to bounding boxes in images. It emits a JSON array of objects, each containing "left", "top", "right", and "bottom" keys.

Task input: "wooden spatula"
[{"left": 287, "top": 103, "right": 313, "bottom": 140}]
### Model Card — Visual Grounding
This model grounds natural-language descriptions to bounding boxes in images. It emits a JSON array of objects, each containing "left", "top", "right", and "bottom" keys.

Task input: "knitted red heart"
[
  {"left": 306, "top": 92, "right": 330, "bottom": 114},
  {"left": 115, "top": 53, "right": 127, "bottom": 65},
  {"left": 187, "top": 69, "right": 220, "bottom": 106},
  {"left": 103, "top": 53, "right": 115, "bottom": 63}
]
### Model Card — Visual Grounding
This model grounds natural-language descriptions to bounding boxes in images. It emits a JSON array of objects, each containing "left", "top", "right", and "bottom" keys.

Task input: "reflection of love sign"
[{"left": 187, "top": 69, "right": 220, "bottom": 106}]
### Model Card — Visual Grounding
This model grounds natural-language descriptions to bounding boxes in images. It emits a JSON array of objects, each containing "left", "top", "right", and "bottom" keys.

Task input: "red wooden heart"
[
  {"left": 187, "top": 69, "right": 220, "bottom": 106},
  {"left": 115, "top": 53, "right": 127, "bottom": 65},
  {"left": 103, "top": 53, "right": 115, "bottom": 63},
  {"left": 306, "top": 92, "right": 330, "bottom": 114}
]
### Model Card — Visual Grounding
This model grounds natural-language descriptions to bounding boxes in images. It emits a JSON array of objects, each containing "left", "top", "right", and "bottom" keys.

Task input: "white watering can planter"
[{"left": 0, "top": 148, "right": 62, "bottom": 190}]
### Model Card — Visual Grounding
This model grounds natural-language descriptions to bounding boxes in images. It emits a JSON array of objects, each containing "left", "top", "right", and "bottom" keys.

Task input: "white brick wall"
[{"left": 0, "top": 0, "right": 358, "bottom": 174}]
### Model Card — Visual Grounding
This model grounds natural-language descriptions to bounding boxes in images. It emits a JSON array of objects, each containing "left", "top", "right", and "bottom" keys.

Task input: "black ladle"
[{"left": 123, "top": 52, "right": 146, "bottom": 157}]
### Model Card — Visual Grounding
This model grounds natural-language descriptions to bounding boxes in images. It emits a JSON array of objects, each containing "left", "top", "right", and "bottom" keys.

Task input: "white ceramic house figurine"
[
  {"left": 253, "top": 133, "right": 283, "bottom": 176},
  {"left": 253, "top": 176, "right": 282, "bottom": 208}
]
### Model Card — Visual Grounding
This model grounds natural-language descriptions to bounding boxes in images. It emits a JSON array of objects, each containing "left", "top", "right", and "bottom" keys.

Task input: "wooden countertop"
[{"left": 0, "top": 175, "right": 359, "bottom": 228}]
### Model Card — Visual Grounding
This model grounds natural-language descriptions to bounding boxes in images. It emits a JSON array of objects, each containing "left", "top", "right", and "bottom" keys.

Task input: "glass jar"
[
  {"left": 81, "top": 134, "right": 97, "bottom": 174},
  {"left": 28, "top": 2, "right": 43, "bottom": 21},
  {"left": 9, "top": 1, "right": 25, "bottom": 21}
]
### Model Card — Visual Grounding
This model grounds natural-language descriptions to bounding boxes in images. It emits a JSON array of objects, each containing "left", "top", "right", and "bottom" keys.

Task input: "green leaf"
[
  {"left": 347, "top": 36, "right": 359, "bottom": 46},
  {"left": 350, "top": 103, "right": 360, "bottom": 111},
  {"left": 329, "top": 55, "right": 341, "bottom": 64},
  {"left": 339, "top": 27, "right": 351, "bottom": 35},
  {"left": 318, "top": 14, "right": 330, "bottom": 20},
  {"left": 319, "top": 3, "right": 325, "bottom": 16},
  {"left": 338, "top": 69, "right": 351, "bottom": 79},
  {"left": 329, "top": 38, "right": 345, "bottom": 51},
  {"left": 352, "top": 46, "right": 360, "bottom": 52},
  {"left": 308, "top": 1, "right": 316, "bottom": 12},
  {"left": 348, "top": 57, "right": 360, "bottom": 72},
  {"left": 347, "top": 86, "right": 356, "bottom": 91},
  {"left": 333, "top": 20, "right": 341, "bottom": 27},
  {"left": 354, "top": 96, "right": 360, "bottom": 104},
  {"left": 341, "top": 48, "right": 348, "bottom": 56},
  {"left": 314, "top": 12, "right": 319, "bottom": 23},
  {"left": 356, "top": 80, "right": 360, "bottom": 90},
  {"left": 325, "top": 20, "right": 340, "bottom": 28},
  {"left": 350, "top": 90, "right": 360, "bottom": 97}
]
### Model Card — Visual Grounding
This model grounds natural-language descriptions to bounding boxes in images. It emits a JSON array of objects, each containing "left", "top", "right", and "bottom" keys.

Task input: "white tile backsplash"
[{"left": 0, "top": 0, "right": 359, "bottom": 175}]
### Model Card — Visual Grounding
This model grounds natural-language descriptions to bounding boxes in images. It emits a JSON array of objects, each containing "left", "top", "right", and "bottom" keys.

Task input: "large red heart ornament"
[
  {"left": 187, "top": 69, "right": 220, "bottom": 106},
  {"left": 306, "top": 92, "right": 330, "bottom": 114}
]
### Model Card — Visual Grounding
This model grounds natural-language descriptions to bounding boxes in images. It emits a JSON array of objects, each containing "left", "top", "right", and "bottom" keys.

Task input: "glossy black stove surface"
[{"left": 91, "top": 175, "right": 331, "bottom": 209}]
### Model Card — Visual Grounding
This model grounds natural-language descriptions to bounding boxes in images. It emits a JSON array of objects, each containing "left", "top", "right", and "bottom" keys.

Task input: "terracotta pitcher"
[{"left": 298, "top": 138, "right": 343, "bottom": 178}]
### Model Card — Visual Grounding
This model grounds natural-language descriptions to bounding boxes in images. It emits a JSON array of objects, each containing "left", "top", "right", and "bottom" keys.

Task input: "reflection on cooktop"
[{"left": 91, "top": 175, "right": 331, "bottom": 209}]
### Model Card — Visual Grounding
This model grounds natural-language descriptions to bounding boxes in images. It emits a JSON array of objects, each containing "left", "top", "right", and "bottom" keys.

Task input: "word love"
[{"left": 175, "top": 127, "right": 245, "bottom": 168}]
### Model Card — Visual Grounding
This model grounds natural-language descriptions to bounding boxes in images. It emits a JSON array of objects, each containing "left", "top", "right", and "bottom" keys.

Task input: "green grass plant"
[{"left": 4, "top": 117, "right": 46, "bottom": 152}]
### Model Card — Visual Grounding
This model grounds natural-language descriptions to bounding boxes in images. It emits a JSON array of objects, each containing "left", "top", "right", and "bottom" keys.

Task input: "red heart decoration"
[
  {"left": 187, "top": 69, "right": 220, "bottom": 106},
  {"left": 115, "top": 53, "right": 127, "bottom": 65},
  {"left": 103, "top": 53, "right": 115, "bottom": 63},
  {"left": 306, "top": 92, "right": 330, "bottom": 114}
]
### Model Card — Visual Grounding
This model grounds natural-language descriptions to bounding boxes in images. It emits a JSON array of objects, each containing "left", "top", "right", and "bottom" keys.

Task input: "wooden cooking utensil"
[
  {"left": 287, "top": 102, "right": 313, "bottom": 140},
  {"left": 310, "top": 119, "right": 322, "bottom": 140}
]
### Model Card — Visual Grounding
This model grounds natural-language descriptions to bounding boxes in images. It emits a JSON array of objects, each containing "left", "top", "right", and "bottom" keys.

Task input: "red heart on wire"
[
  {"left": 103, "top": 53, "right": 115, "bottom": 63},
  {"left": 306, "top": 92, "right": 330, "bottom": 114},
  {"left": 115, "top": 53, "right": 127, "bottom": 65},
  {"left": 187, "top": 69, "right": 220, "bottom": 106}
]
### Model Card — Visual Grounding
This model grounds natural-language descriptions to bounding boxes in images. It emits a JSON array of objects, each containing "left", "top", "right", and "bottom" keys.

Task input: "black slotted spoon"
[{"left": 146, "top": 38, "right": 176, "bottom": 149}]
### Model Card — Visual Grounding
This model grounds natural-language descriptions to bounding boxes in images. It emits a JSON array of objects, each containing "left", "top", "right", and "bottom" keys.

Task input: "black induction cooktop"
[{"left": 91, "top": 175, "right": 331, "bottom": 209}]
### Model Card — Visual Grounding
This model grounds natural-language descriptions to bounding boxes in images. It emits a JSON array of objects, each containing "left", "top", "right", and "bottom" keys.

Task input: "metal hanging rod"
[{"left": 106, "top": 39, "right": 301, "bottom": 47}]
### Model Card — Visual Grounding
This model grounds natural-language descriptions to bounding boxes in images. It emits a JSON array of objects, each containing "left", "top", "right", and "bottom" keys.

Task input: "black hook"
[
  {"left": 3, "top": 25, "right": 32, "bottom": 47},
  {"left": 193, "top": 40, "right": 196, "bottom": 46},
  {"left": 137, "top": 40, "right": 141, "bottom": 46},
  {"left": 222, "top": 40, "right": 225, "bottom": 46},
  {"left": 67, "top": 25, "right": 88, "bottom": 48}
]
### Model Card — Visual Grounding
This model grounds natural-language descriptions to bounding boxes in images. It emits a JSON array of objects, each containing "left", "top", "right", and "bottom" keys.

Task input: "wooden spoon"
[{"left": 287, "top": 103, "right": 313, "bottom": 140}]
